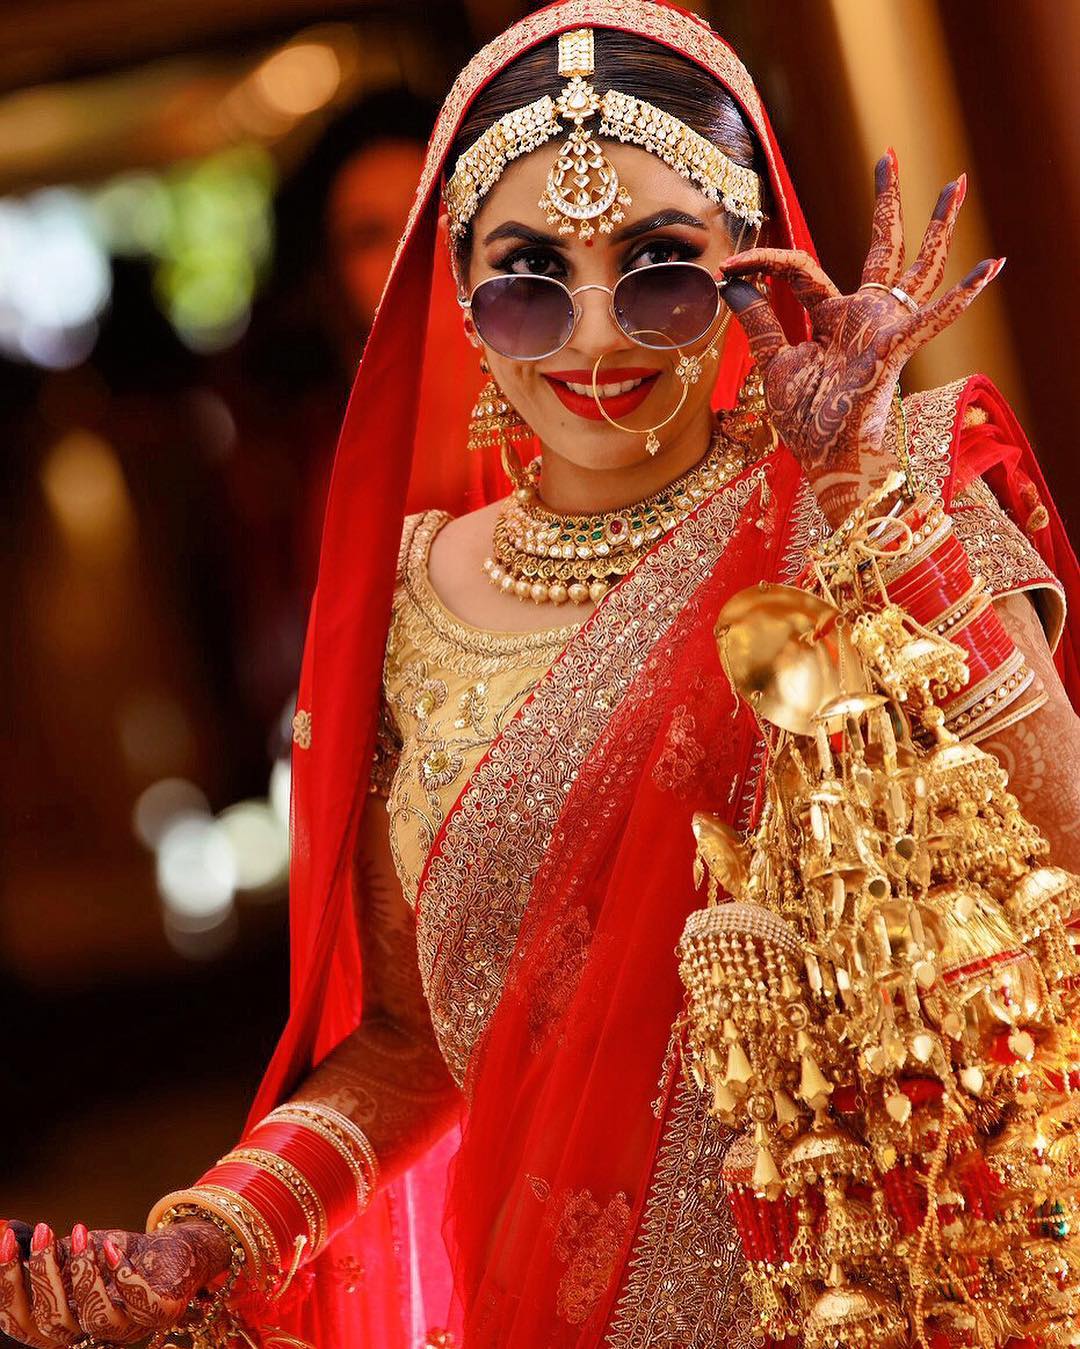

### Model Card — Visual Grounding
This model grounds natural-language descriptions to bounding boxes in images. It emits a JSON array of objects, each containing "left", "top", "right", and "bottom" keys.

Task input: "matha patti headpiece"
[{"left": 444, "top": 27, "right": 764, "bottom": 243}]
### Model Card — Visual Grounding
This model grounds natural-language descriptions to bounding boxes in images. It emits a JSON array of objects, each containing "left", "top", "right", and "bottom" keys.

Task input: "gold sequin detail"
[
  {"left": 606, "top": 1075, "right": 756, "bottom": 1348},
  {"left": 550, "top": 1186, "right": 634, "bottom": 1326},
  {"left": 416, "top": 468, "right": 769, "bottom": 1089},
  {"left": 952, "top": 476, "right": 1065, "bottom": 650}
]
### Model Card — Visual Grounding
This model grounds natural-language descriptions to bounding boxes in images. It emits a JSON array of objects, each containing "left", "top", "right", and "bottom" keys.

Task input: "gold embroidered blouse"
[{"left": 378, "top": 509, "right": 580, "bottom": 910}]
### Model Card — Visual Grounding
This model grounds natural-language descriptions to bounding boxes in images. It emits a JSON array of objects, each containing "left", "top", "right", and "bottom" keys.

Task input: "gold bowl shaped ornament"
[
  {"left": 1007, "top": 866, "right": 1080, "bottom": 944},
  {"left": 803, "top": 1284, "right": 907, "bottom": 1349},
  {"left": 715, "top": 584, "right": 852, "bottom": 735},
  {"left": 921, "top": 886, "right": 1044, "bottom": 1038},
  {"left": 691, "top": 811, "right": 749, "bottom": 900}
]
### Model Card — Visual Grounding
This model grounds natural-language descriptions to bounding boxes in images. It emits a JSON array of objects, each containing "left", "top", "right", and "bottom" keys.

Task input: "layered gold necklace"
[{"left": 483, "top": 423, "right": 750, "bottom": 606}]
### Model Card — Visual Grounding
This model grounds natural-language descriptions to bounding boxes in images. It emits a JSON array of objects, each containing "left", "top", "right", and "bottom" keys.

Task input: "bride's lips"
[{"left": 541, "top": 367, "right": 662, "bottom": 421}]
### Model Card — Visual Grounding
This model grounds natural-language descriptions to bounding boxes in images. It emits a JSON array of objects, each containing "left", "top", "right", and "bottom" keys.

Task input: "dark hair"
[{"left": 448, "top": 29, "right": 770, "bottom": 270}]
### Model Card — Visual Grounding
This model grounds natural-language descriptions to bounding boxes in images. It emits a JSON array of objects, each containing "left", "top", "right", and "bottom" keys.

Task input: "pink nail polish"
[
  {"left": 102, "top": 1237, "right": 122, "bottom": 1271},
  {"left": 0, "top": 1227, "right": 16, "bottom": 1262},
  {"left": 71, "top": 1223, "right": 88, "bottom": 1256},
  {"left": 31, "top": 1222, "right": 52, "bottom": 1254}
]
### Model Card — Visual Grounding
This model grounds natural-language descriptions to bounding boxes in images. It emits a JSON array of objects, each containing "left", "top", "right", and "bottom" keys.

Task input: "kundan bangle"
[{"left": 148, "top": 1185, "right": 276, "bottom": 1284}]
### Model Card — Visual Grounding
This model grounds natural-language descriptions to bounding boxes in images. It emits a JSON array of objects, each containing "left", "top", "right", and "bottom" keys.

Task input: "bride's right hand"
[{"left": 0, "top": 1217, "right": 233, "bottom": 1346}]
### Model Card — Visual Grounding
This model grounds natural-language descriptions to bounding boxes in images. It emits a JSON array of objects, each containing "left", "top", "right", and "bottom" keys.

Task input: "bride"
[{"left": 4, "top": 3, "right": 1078, "bottom": 1346}]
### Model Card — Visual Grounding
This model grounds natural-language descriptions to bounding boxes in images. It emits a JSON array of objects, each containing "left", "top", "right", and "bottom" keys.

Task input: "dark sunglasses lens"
[
  {"left": 470, "top": 275, "right": 575, "bottom": 360},
  {"left": 614, "top": 264, "right": 720, "bottom": 348}
]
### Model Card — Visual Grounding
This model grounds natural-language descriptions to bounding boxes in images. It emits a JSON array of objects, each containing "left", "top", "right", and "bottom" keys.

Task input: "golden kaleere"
[{"left": 678, "top": 473, "right": 1080, "bottom": 1347}]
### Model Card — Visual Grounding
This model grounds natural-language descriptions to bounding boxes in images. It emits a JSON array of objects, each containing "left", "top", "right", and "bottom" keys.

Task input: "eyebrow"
[
  {"left": 482, "top": 207, "right": 709, "bottom": 250},
  {"left": 612, "top": 209, "right": 709, "bottom": 242},
  {"left": 482, "top": 220, "right": 564, "bottom": 248}
]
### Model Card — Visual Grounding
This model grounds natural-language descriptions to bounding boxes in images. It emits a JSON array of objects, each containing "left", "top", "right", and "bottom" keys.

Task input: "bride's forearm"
[
  {"left": 289, "top": 1012, "right": 460, "bottom": 1188},
  {"left": 981, "top": 591, "right": 1080, "bottom": 861}
]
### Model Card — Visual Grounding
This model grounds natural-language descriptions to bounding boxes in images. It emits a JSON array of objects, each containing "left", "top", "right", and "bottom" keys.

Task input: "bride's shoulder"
[
  {"left": 425, "top": 498, "right": 505, "bottom": 615},
  {"left": 394, "top": 498, "right": 506, "bottom": 611}
]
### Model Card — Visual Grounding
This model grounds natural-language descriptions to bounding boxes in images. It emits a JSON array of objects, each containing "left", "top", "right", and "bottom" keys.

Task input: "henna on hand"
[
  {"left": 718, "top": 148, "right": 1004, "bottom": 525},
  {"left": 0, "top": 1217, "right": 231, "bottom": 1348}
]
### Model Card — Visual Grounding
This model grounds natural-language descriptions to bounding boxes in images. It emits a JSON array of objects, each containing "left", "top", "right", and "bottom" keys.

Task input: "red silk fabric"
[{"left": 242, "top": 3, "right": 1080, "bottom": 1345}]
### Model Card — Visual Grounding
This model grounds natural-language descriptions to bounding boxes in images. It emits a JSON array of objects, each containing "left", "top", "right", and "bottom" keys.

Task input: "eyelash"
[{"left": 493, "top": 235, "right": 704, "bottom": 278}]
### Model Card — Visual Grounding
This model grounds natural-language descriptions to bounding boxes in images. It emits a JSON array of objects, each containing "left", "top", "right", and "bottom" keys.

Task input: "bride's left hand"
[{"left": 717, "top": 147, "right": 1004, "bottom": 526}]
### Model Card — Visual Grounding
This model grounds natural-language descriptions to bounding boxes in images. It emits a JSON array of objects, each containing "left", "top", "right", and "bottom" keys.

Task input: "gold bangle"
[
  {"left": 931, "top": 577, "right": 989, "bottom": 636},
  {"left": 946, "top": 651, "right": 1033, "bottom": 739},
  {"left": 222, "top": 1147, "right": 327, "bottom": 1254},
  {"left": 194, "top": 1184, "right": 282, "bottom": 1275},
  {"left": 878, "top": 507, "right": 951, "bottom": 586},
  {"left": 149, "top": 1188, "right": 270, "bottom": 1286},
  {"left": 283, "top": 1103, "right": 380, "bottom": 1194},
  {"left": 264, "top": 1103, "right": 379, "bottom": 1208},
  {"left": 967, "top": 685, "right": 1048, "bottom": 744}
]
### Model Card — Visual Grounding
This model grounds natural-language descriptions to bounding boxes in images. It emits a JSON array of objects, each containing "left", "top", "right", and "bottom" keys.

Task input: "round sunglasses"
[{"left": 460, "top": 261, "right": 731, "bottom": 362}]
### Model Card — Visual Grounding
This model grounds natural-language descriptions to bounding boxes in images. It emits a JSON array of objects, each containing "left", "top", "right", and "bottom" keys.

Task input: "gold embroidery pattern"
[
  {"left": 383, "top": 511, "right": 572, "bottom": 910},
  {"left": 369, "top": 694, "right": 402, "bottom": 798},
  {"left": 417, "top": 468, "right": 770, "bottom": 1088},
  {"left": 899, "top": 376, "right": 968, "bottom": 501},
  {"left": 382, "top": 2, "right": 787, "bottom": 300},
  {"left": 951, "top": 477, "right": 1065, "bottom": 646},
  {"left": 650, "top": 702, "right": 707, "bottom": 798},
  {"left": 552, "top": 1187, "right": 634, "bottom": 1327},
  {"left": 526, "top": 903, "right": 593, "bottom": 1053},
  {"left": 614, "top": 480, "right": 824, "bottom": 1348},
  {"left": 396, "top": 511, "right": 580, "bottom": 679},
  {"left": 292, "top": 708, "right": 312, "bottom": 749},
  {"left": 895, "top": 377, "right": 1065, "bottom": 645},
  {"left": 605, "top": 1074, "right": 755, "bottom": 1349}
]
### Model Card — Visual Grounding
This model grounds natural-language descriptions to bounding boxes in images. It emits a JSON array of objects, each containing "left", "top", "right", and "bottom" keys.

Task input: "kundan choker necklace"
[{"left": 483, "top": 425, "right": 749, "bottom": 607}]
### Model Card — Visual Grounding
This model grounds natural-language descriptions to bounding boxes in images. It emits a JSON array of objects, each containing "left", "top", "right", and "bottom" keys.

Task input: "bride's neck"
[{"left": 535, "top": 403, "right": 715, "bottom": 514}]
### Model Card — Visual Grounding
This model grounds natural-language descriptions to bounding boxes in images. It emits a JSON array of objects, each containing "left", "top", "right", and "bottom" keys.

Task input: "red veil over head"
[{"left": 243, "top": 3, "right": 831, "bottom": 1344}]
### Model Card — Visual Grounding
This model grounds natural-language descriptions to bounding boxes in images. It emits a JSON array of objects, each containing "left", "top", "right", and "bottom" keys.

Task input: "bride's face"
[{"left": 463, "top": 142, "right": 738, "bottom": 471}]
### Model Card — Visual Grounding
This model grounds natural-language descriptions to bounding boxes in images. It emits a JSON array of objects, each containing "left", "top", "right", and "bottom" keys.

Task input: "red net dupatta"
[{"left": 245, "top": 2, "right": 826, "bottom": 1344}]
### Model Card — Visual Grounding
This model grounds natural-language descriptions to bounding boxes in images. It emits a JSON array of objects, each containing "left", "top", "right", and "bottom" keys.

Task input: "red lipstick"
[{"left": 542, "top": 367, "right": 661, "bottom": 421}]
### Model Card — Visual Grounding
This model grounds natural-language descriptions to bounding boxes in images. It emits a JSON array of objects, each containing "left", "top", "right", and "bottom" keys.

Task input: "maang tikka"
[{"left": 540, "top": 29, "right": 632, "bottom": 241}]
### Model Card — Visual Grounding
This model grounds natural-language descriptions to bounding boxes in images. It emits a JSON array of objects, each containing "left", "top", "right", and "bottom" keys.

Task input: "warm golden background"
[{"left": 3, "top": 0, "right": 1077, "bottom": 1272}]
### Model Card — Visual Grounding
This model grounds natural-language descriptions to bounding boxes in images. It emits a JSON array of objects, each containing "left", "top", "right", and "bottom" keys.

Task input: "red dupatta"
[
  {"left": 242, "top": 3, "right": 1080, "bottom": 1345},
  {"left": 243, "top": 6, "right": 817, "bottom": 1343}
]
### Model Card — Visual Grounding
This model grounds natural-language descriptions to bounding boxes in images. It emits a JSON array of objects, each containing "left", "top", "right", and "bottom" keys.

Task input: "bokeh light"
[
  {"left": 133, "top": 778, "right": 212, "bottom": 850},
  {"left": 0, "top": 144, "right": 276, "bottom": 365},
  {"left": 218, "top": 801, "right": 290, "bottom": 894},
  {"left": 39, "top": 430, "right": 136, "bottom": 558},
  {"left": 0, "top": 189, "right": 110, "bottom": 367},
  {"left": 156, "top": 814, "right": 238, "bottom": 928},
  {"left": 269, "top": 757, "right": 292, "bottom": 828},
  {"left": 254, "top": 42, "right": 342, "bottom": 119}
]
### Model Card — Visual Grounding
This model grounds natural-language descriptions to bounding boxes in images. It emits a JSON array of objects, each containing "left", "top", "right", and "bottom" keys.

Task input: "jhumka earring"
[
  {"left": 467, "top": 361, "right": 533, "bottom": 486},
  {"left": 726, "top": 365, "right": 779, "bottom": 459}
]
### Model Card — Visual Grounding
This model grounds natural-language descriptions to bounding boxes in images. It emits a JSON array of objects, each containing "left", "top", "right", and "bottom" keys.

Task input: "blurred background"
[{"left": 2, "top": 0, "right": 1077, "bottom": 1258}]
